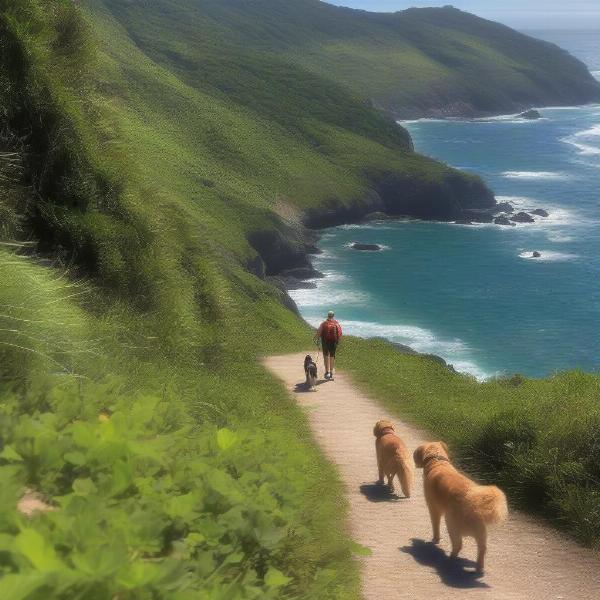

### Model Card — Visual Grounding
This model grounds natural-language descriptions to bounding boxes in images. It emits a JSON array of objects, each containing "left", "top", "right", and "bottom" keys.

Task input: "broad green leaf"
[
  {"left": 207, "top": 469, "right": 244, "bottom": 502},
  {"left": 71, "top": 422, "right": 96, "bottom": 448},
  {"left": 216, "top": 428, "right": 238, "bottom": 450},
  {"left": 117, "top": 560, "right": 162, "bottom": 588},
  {"left": 264, "top": 567, "right": 291, "bottom": 588},
  {"left": 0, "top": 445, "right": 23, "bottom": 462},
  {"left": 64, "top": 451, "right": 86, "bottom": 466},
  {"left": 72, "top": 543, "right": 127, "bottom": 577},
  {"left": 184, "top": 532, "right": 205, "bottom": 547},
  {"left": 222, "top": 552, "right": 244, "bottom": 565},
  {"left": 0, "top": 572, "right": 47, "bottom": 600},
  {"left": 15, "top": 528, "right": 65, "bottom": 572},
  {"left": 110, "top": 460, "right": 133, "bottom": 496},
  {"left": 167, "top": 492, "right": 197, "bottom": 518},
  {"left": 72, "top": 478, "right": 97, "bottom": 496}
]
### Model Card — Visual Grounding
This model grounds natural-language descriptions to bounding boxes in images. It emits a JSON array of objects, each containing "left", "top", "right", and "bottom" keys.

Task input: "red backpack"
[{"left": 322, "top": 320, "right": 339, "bottom": 342}]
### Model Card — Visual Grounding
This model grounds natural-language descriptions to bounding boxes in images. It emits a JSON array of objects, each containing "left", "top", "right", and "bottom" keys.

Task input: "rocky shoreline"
[
  {"left": 246, "top": 107, "right": 553, "bottom": 321},
  {"left": 260, "top": 196, "right": 550, "bottom": 302}
]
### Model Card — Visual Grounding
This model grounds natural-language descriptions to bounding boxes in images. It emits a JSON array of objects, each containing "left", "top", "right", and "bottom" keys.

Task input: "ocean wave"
[
  {"left": 501, "top": 171, "right": 567, "bottom": 180},
  {"left": 398, "top": 118, "right": 447, "bottom": 125},
  {"left": 335, "top": 319, "right": 491, "bottom": 380},
  {"left": 336, "top": 223, "right": 394, "bottom": 231},
  {"left": 546, "top": 233, "right": 573, "bottom": 243},
  {"left": 576, "top": 124, "right": 600, "bottom": 137},
  {"left": 561, "top": 124, "right": 600, "bottom": 157},
  {"left": 289, "top": 286, "right": 370, "bottom": 308},
  {"left": 539, "top": 104, "right": 600, "bottom": 111},
  {"left": 473, "top": 114, "right": 546, "bottom": 124},
  {"left": 518, "top": 250, "right": 578, "bottom": 262},
  {"left": 562, "top": 138, "right": 600, "bottom": 156}
]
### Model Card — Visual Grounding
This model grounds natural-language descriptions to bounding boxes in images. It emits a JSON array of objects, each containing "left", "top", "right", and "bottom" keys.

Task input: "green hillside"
[
  {"left": 98, "top": 0, "right": 600, "bottom": 118},
  {"left": 2, "top": 1, "right": 600, "bottom": 598}
]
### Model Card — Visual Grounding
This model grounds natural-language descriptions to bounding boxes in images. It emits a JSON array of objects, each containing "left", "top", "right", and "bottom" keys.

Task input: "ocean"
[{"left": 290, "top": 30, "right": 600, "bottom": 379}]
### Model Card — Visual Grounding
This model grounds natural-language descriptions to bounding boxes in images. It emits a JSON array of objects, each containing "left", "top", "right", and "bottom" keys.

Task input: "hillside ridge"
[{"left": 113, "top": 0, "right": 600, "bottom": 119}]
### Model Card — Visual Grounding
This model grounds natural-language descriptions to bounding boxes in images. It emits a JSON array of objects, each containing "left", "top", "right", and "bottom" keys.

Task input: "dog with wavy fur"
[
  {"left": 414, "top": 441, "right": 508, "bottom": 573},
  {"left": 373, "top": 420, "right": 413, "bottom": 498}
]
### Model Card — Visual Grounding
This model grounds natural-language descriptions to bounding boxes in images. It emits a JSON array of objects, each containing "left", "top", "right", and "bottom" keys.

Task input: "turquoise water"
[{"left": 291, "top": 31, "right": 600, "bottom": 379}]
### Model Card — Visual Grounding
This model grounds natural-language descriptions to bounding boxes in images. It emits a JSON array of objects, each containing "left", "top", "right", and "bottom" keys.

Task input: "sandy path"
[{"left": 263, "top": 353, "right": 600, "bottom": 600}]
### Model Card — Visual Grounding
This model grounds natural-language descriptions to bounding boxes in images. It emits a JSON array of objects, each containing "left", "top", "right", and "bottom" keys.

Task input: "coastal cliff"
[{"left": 248, "top": 166, "right": 495, "bottom": 284}]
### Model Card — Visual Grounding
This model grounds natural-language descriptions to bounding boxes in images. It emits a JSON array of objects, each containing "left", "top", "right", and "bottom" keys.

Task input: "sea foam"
[
  {"left": 562, "top": 124, "right": 600, "bottom": 157},
  {"left": 334, "top": 319, "right": 490, "bottom": 380},
  {"left": 502, "top": 171, "right": 567, "bottom": 180},
  {"left": 518, "top": 250, "right": 578, "bottom": 262},
  {"left": 496, "top": 196, "right": 584, "bottom": 228}
]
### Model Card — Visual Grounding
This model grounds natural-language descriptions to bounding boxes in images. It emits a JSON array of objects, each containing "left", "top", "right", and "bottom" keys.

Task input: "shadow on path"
[
  {"left": 359, "top": 482, "right": 406, "bottom": 503},
  {"left": 400, "top": 539, "right": 489, "bottom": 589},
  {"left": 293, "top": 379, "right": 329, "bottom": 393}
]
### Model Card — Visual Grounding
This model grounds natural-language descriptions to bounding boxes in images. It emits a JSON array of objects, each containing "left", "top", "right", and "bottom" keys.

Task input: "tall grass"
[{"left": 0, "top": 249, "right": 90, "bottom": 382}]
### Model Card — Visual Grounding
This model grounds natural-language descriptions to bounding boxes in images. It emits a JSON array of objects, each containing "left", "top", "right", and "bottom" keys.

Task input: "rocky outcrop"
[
  {"left": 519, "top": 109, "right": 542, "bottom": 120},
  {"left": 247, "top": 221, "right": 313, "bottom": 277},
  {"left": 532, "top": 208, "right": 549, "bottom": 217},
  {"left": 249, "top": 167, "right": 496, "bottom": 295},
  {"left": 532, "top": 251, "right": 542, "bottom": 258},
  {"left": 496, "top": 201, "right": 515, "bottom": 213},
  {"left": 494, "top": 215, "right": 516, "bottom": 226},
  {"left": 351, "top": 243, "right": 383, "bottom": 251},
  {"left": 372, "top": 170, "right": 495, "bottom": 222},
  {"left": 510, "top": 212, "right": 535, "bottom": 223},
  {"left": 463, "top": 209, "right": 494, "bottom": 223}
]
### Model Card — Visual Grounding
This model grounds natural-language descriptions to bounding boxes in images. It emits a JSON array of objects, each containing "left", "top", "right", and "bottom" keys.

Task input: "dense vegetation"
[
  {"left": 342, "top": 339, "right": 600, "bottom": 549},
  {"left": 0, "top": 1, "right": 363, "bottom": 597},
  {"left": 2, "top": 0, "right": 600, "bottom": 598},
  {"left": 99, "top": 0, "right": 600, "bottom": 118}
]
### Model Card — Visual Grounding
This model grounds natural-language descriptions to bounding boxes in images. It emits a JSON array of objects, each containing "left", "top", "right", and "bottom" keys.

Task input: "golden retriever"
[
  {"left": 414, "top": 441, "right": 508, "bottom": 573},
  {"left": 373, "top": 420, "right": 414, "bottom": 498}
]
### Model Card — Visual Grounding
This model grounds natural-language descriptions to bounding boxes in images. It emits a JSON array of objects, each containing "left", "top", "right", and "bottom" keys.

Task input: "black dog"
[{"left": 304, "top": 354, "right": 318, "bottom": 391}]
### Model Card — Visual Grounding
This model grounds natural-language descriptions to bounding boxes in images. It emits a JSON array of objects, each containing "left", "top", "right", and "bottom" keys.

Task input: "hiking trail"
[{"left": 263, "top": 353, "right": 600, "bottom": 600}]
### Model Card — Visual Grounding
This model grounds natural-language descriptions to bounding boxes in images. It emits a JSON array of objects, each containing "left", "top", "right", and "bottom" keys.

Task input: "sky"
[{"left": 324, "top": 1, "right": 600, "bottom": 29}]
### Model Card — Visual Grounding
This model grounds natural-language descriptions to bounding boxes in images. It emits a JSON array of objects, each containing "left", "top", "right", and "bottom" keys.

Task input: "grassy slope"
[
  {"left": 0, "top": 2, "right": 363, "bottom": 597},
  {"left": 102, "top": 0, "right": 600, "bottom": 118},
  {"left": 1, "top": 1, "right": 600, "bottom": 598}
]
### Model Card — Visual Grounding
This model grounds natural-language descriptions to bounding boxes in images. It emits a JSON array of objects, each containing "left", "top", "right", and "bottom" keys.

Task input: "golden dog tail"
[
  {"left": 394, "top": 452, "right": 414, "bottom": 498},
  {"left": 466, "top": 485, "right": 508, "bottom": 524}
]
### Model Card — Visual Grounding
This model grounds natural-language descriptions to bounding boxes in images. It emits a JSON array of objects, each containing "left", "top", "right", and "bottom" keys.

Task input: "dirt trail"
[{"left": 264, "top": 353, "right": 600, "bottom": 600}]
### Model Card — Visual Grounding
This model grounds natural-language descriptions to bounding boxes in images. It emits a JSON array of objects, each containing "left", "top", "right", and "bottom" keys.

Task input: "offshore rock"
[
  {"left": 351, "top": 243, "right": 383, "bottom": 251},
  {"left": 532, "top": 208, "right": 549, "bottom": 217},
  {"left": 494, "top": 215, "right": 516, "bottom": 226},
  {"left": 510, "top": 211, "right": 535, "bottom": 223}
]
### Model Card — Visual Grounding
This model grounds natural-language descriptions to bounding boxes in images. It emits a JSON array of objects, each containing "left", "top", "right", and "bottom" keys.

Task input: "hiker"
[{"left": 314, "top": 310, "right": 342, "bottom": 381}]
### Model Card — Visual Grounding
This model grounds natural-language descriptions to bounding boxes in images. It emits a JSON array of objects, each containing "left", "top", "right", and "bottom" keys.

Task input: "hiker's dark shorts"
[{"left": 321, "top": 339, "right": 338, "bottom": 358}]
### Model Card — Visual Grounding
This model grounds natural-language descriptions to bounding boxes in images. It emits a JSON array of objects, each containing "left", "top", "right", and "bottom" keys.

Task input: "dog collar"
[{"left": 423, "top": 454, "right": 450, "bottom": 465}]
